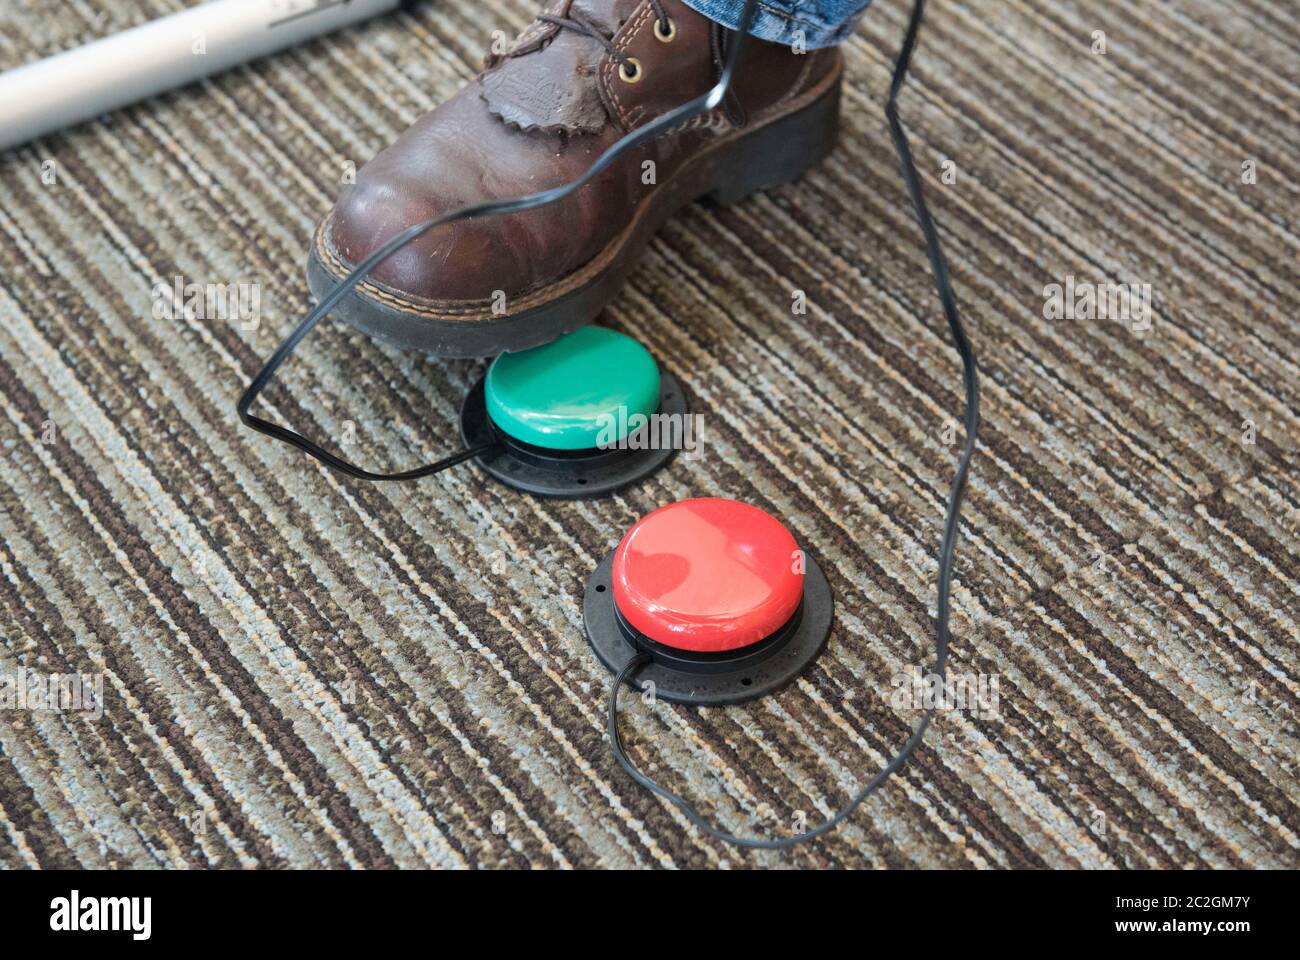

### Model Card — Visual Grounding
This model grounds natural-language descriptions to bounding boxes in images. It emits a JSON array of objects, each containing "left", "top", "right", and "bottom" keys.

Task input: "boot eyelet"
[
  {"left": 619, "top": 58, "right": 644, "bottom": 83},
  {"left": 654, "top": 17, "right": 677, "bottom": 42}
]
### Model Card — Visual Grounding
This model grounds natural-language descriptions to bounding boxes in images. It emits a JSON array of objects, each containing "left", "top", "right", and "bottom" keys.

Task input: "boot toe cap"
[{"left": 321, "top": 94, "right": 616, "bottom": 307}]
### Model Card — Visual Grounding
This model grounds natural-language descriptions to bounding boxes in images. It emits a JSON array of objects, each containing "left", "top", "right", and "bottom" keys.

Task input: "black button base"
[
  {"left": 582, "top": 544, "right": 834, "bottom": 706},
  {"left": 459, "top": 372, "right": 688, "bottom": 499}
]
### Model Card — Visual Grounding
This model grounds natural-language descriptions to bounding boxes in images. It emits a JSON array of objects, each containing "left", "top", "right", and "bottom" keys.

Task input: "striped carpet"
[{"left": 0, "top": 0, "right": 1296, "bottom": 869}]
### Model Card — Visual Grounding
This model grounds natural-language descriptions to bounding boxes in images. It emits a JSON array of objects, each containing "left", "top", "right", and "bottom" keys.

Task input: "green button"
[{"left": 485, "top": 326, "right": 662, "bottom": 450}]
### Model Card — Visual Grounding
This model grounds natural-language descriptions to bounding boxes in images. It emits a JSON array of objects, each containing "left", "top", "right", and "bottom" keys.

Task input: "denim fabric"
[{"left": 680, "top": 0, "right": 874, "bottom": 48}]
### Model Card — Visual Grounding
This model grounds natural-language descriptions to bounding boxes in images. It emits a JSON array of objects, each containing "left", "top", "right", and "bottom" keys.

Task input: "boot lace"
[{"left": 537, "top": 0, "right": 746, "bottom": 126}]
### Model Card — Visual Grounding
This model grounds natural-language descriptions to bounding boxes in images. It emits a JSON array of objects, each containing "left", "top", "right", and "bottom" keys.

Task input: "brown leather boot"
[{"left": 309, "top": 0, "right": 841, "bottom": 356}]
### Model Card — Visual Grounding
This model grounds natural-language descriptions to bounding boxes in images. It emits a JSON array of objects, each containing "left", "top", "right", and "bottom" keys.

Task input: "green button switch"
[{"left": 485, "top": 326, "right": 662, "bottom": 451}]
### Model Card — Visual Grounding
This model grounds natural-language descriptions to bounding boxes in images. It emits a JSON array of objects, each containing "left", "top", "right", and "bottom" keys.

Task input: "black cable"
[
  {"left": 607, "top": 0, "right": 981, "bottom": 850},
  {"left": 238, "top": 0, "right": 980, "bottom": 849},
  {"left": 237, "top": 0, "right": 766, "bottom": 480}
]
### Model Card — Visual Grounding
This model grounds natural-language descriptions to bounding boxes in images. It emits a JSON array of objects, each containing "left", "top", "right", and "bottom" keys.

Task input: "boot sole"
[{"left": 307, "top": 56, "right": 842, "bottom": 357}]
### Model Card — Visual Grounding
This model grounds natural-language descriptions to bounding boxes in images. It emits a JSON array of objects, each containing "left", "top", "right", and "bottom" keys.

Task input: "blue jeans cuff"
[{"left": 678, "top": 0, "right": 862, "bottom": 49}]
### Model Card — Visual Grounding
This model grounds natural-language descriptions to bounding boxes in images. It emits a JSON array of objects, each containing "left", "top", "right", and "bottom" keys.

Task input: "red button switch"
[{"left": 611, "top": 498, "right": 805, "bottom": 653}]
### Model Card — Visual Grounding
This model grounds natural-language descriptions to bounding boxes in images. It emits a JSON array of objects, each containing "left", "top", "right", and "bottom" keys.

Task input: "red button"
[{"left": 611, "top": 498, "right": 805, "bottom": 653}]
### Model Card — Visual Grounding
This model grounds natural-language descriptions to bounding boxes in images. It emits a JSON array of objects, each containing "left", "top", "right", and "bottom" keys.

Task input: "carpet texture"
[{"left": 0, "top": 0, "right": 1296, "bottom": 869}]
